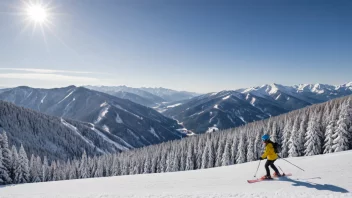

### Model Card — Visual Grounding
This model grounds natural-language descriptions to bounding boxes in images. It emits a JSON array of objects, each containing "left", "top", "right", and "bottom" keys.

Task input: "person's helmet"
[{"left": 262, "top": 134, "right": 270, "bottom": 141}]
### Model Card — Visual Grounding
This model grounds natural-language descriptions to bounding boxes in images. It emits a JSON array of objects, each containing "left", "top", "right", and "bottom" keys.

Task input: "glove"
[{"left": 259, "top": 157, "right": 263, "bottom": 160}]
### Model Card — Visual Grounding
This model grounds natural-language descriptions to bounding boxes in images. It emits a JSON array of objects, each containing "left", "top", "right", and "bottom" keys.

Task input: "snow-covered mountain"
[
  {"left": 1, "top": 151, "right": 351, "bottom": 197},
  {"left": 140, "top": 87, "right": 199, "bottom": 102},
  {"left": 164, "top": 82, "right": 352, "bottom": 133},
  {"left": 85, "top": 85, "right": 166, "bottom": 105},
  {"left": 0, "top": 86, "right": 185, "bottom": 148},
  {"left": 0, "top": 101, "right": 131, "bottom": 160},
  {"left": 85, "top": 85, "right": 199, "bottom": 108}
]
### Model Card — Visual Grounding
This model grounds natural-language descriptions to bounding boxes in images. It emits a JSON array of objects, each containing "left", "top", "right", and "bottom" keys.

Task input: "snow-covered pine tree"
[
  {"left": 166, "top": 151, "right": 174, "bottom": 172},
  {"left": 201, "top": 139, "right": 210, "bottom": 169},
  {"left": 207, "top": 140, "right": 216, "bottom": 168},
  {"left": 196, "top": 137, "right": 205, "bottom": 169},
  {"left": 185, "top": 141, "right": 195, "bottom": 171},
  {"left": 298, "top": 112, "right": 309, "bottom": 155},
  {"left": 281, "top": 117, "right": 292, "bottom": 157},
  {"left": 288, "top": 116, "right": 301, "bottom": 157},
  {"left": 0, "top": 132, "right": 12, "bottom": 184},
  {"left": 29, "top": 154, "right": 40, "bottom": 182},
  {"left": 236, "top": 132, "right": 247, "bottom": 164},
  {"left": 305, "top": 111, "right": 323, "bottom": 156},
  {"left": 50, "top": 161, "right": 57, "bottom": 181},
  {"left": 143, "top": 155, "right": 151, "bottom": 174},
  {"left": 0, "top": 149, "right": 11, "bottom": 185},
  {"left": 221, "top": 136, "right": 232, "bottom": 166},
  {"left": 332, "top": 101, "right": 350, "bottom": 152},
  {"left": 160, "top": 151, "right": 167, "bottom": 173},
  {"left": 323, "top": 108, "right": 337, "bottom": 154},
  {"left": 80, "top": 150, "right": 89, "bottom": 178},
  {"left": 16, "top": 144, "right": 30, "bottom": 183},
  {"left": 42, "top": 156, "right": 49, "bottom": 182},
  {"left": 246, "top": 135, "right": 255, "bottom": 162},
  {"left": 10, "top": 146, "right": 19, "bottom": 184},
  {"left": 215, "top": 136, "right": 225, "bottom": 167},
  {"left": 230, "top": 135, "right": 239, "bottom": 164},
  {"left": 94, "top": 158, "right": 104, "bottom": 177}
]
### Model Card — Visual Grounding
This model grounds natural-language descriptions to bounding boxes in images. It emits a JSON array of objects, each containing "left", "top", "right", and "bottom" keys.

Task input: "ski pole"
[
  {"left": 254, "top": 160, "right": 261, "bottom": 178},
  {"left": 278, "top": 166, "right": 284, "bottom": 174},
  {"left": 280, "top": 158, "right": 305, "bottom": 172}
]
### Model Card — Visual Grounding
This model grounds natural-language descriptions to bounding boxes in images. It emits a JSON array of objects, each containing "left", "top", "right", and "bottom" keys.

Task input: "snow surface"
[
  {"left": 57, "top": 88, "right": 75, "bottom": 104},
  {"left": 222, "top": 95, "right": 231, "bottom": 100},
  {"left": 94, "top": 106, "right": 110, "bottom": 124},
  {"left": 206, "top": 125, "right": 219, "bottom": 133},
  {"left": 115, "top": 112, "right": 123, "bottom": 124},
  {"left": 166, "top": 103, "right": 182, "bottom": 108},
  {"left": 149, "top": 127, "right": 159, "bottom": 138},
  {"left": 1, "top": 151, "right": 352, "bottom": 198}
]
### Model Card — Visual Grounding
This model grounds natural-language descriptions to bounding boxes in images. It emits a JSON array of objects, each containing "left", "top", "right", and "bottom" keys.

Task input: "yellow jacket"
[{"left": 261, "top": 142, "right": 278, "bottom": 161}]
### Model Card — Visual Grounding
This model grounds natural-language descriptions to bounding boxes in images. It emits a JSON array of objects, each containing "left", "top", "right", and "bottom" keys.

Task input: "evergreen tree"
[
  {"left": 288, "top": 116, "right": 301, "bottom": 157},
  {"left": 42, "top": 156, "right": 49, "bottom": 182},
  {"left": 230, "top": 135, "right": 238, "bottom": 164},
  {"left": 246, "top": 137, "right": 255, "bottom": 162},
  {"left": 236, "top": 133, "right": 246, "bottom": 164},
  {"left": 0, "top": 132, "right": 12, "bottom": 184},
  {"left": 80, "top": 151, "right": 89, "bottom": 178},
  {"left": 323, "top": 108, "right": 337, "bottom": 154},
  {"left": 16, "top": 144, "right": 30, "bottom": 183},
  {"left": 332, "top": 101, "right": 350, "bottom": 152},
  {"left": 281, "top": 117, "right": 292, "bottom": 157},
  {"left": 0, "top": 149, "right": 11, "bottom": 185},
  {"left": 185, "top": 142, "right": 195, "bottom": 171},
  {"left": 221, "top": 137, "right": 232, "bottom": 166},
  {"left": 305, "top": 112, "right": 323, "bottom": 156}
]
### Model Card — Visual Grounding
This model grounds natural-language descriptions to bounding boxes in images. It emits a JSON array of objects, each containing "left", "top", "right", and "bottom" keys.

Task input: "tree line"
[{"left": 0, "top": 96, "right": 351, "bottom": 185}]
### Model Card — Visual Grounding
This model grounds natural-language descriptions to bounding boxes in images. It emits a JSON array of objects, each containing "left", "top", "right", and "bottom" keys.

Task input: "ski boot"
[
  {"left": 261, "top": 175, "right": 272, "bottom": 180},
  {"left": 273, "top": 172, "right": 282, "bottom": 178}
]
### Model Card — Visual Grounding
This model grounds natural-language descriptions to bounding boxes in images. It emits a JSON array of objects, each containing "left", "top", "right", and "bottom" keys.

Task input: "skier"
[{"left": 259, "top": 134, "right": 281, "bottom": 179}]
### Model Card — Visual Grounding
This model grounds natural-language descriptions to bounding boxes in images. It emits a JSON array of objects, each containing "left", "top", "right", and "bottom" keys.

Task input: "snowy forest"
[{"left": 0, "top": 96, "right": 351, "bottom": 185}]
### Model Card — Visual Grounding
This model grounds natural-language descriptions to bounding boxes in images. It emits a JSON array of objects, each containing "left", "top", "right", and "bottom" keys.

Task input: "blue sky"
[{"left": 0, "top": 0, "right": 351, "bottom": 92}]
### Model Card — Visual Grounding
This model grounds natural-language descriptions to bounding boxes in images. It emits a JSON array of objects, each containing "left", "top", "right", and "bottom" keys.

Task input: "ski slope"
[{"left": 1, "top": 151, "right": 352, "bottom": 198}]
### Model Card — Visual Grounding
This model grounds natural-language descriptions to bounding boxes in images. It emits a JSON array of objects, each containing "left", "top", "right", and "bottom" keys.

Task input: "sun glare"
[{"left": 27, "top": 4, "right": 48, "bottom": 23}]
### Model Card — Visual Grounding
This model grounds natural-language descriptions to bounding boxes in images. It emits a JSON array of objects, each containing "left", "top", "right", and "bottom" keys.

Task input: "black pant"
[{"left": 265, "top": 160, "right": 279, "bottom": 176}]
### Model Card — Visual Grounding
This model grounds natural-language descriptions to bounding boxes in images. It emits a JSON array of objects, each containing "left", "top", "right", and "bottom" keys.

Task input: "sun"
[{"left": 26, "top": 4, "right": 48, "bottom": 23}]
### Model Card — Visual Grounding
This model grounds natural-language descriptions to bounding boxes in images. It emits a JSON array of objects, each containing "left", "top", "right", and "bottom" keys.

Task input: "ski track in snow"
[
  {"left": 94, "top": 106, "right": 110, "bottom": 124},
  {"left": 61, "top": 118, "right": 105, "bottom": 154},
  {"left": 115, "top": 112, "right": 123, "bottom": 124},
  {"left": 113, "top": 104, "right": 143, "bottom": 120},
  {"left": 2, "top": 150, "right": 352, "bottom": 198},
  {"left": 90, "top": 125, "right": 129, "bottom": 151},
  {"left": 149, "top": 127, "right": 159, "bottom": 139},
  {"left": 58, "top": 89, "right": 75, "bottom": 104}
]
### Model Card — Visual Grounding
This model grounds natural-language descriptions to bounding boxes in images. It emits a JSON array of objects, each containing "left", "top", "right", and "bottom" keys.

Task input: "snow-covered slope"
[
  {"left": 1, "top": 151, "right": 351, "bottom": 198},
  {"left": 0, "top": 101, "right": 130, "bottom": 160},
  {"left": 0, "top": 86, "right": 184, "bottom": 148}
]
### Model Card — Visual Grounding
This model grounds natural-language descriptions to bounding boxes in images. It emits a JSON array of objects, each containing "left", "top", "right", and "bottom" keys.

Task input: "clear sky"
[{"left": 0, "top": 0, "right": 351, "bottom": 93}]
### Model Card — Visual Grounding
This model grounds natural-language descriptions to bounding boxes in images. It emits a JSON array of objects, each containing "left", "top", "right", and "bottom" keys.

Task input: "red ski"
[{"left": 247, "top": 173, "right": 292, "bottom": 184}]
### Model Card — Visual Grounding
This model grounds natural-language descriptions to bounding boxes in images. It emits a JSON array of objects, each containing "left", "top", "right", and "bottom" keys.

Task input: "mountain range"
[
  {"left": 0, "top": 100, "right": 132, "bottom": 160},
  {"left": 164, "top": 82, "right": 352, "bottom": 133},
  {"left": 0, "top": 86, "right": 185, "bottom": 150},
  {"left": 85, "top": 85, "right": 199, "bottom": 110}
]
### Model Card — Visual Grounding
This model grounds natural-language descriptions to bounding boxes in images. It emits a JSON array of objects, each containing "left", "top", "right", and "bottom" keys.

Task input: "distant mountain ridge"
[
  {"left": 164, "top": 82, "right": 352, "bottom": 133},
  {"left": 0, "top": 86, "right": 185, "bottom": 149},
  {"left": 85, "top": 85, "right": 200, "bottom": 109}
]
